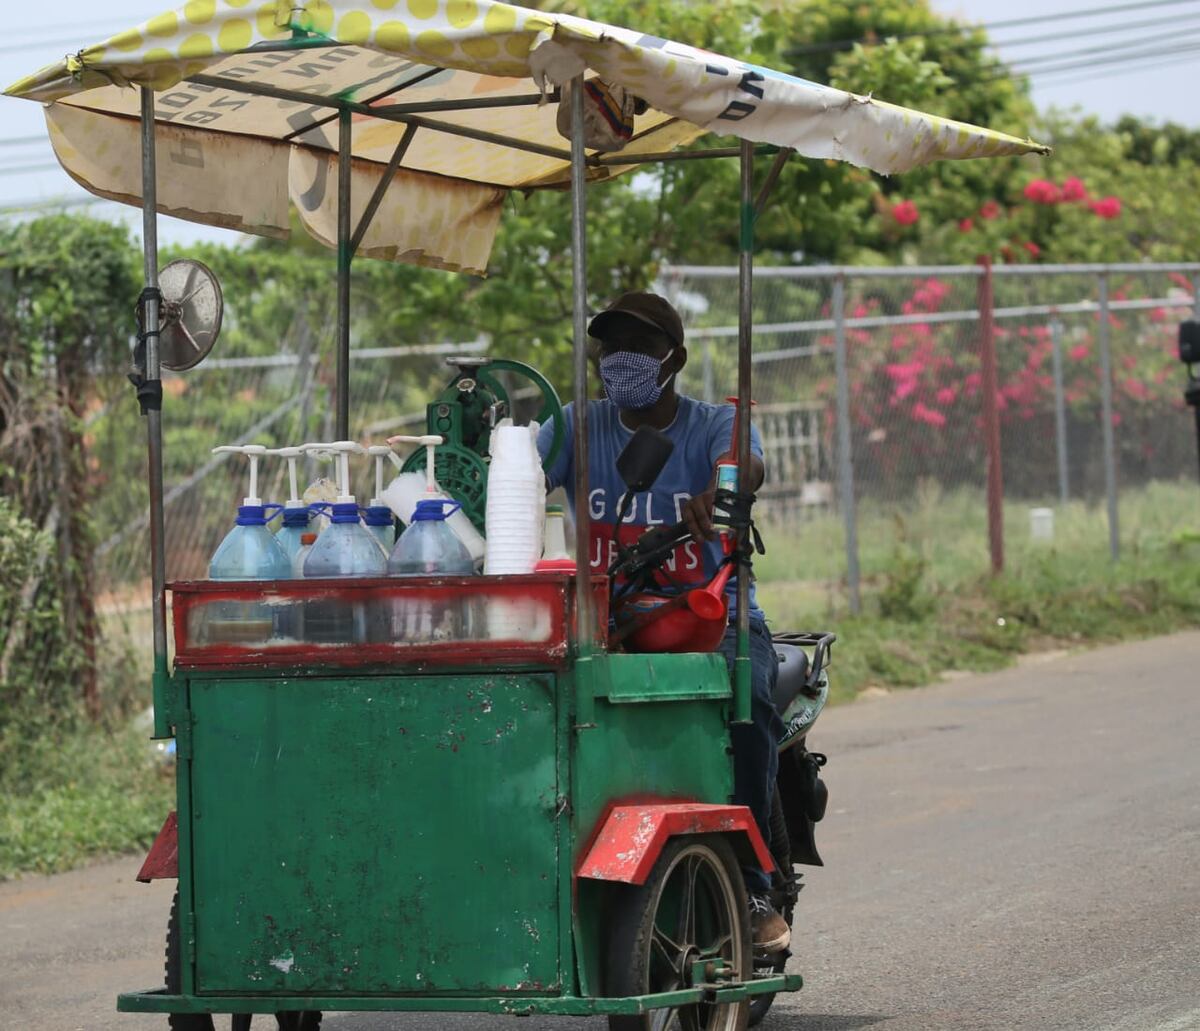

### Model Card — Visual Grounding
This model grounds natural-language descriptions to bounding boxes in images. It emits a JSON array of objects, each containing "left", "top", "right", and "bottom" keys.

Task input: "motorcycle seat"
[{"left": 772, "top": 642, "right": 810, "bottom": 715}]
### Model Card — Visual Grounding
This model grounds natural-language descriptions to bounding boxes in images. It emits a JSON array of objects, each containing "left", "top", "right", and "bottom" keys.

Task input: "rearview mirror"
[{"left": 616, "top": 426, "right": 675, "bottom": 494}]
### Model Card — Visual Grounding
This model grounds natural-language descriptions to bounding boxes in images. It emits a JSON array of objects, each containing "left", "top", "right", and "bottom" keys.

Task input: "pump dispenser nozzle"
[
  {"left": 366, "top": 445, "right": 392, "bottom": 508},
  {"left": 213, "top": 443, "right": 269, "bottom": 506},
  {"left": 301, "top": 440, "right": 366, "bottom": 505},
  {"left": 386, "top": 434, "right": 444, "bottom": 494},
  {"left": 268, "top": 446, "right": 306, "bottom": 509}
]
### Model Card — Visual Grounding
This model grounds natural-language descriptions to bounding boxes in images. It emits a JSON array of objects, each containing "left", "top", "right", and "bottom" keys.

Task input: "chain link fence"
[{"left": 662, "top": 263, "right": 1200, "bottom": 613}]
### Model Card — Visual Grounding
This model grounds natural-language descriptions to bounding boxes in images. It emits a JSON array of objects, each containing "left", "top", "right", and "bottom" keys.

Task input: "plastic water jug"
[
  {"left": 209, "top": 505, "right": 292, "bottom": 580},
  {"left": 303, "top": 503, "right": 388, "bottom": 578},
  {"left": 388, "top": 499, "right": 475, "bottom": 576}
]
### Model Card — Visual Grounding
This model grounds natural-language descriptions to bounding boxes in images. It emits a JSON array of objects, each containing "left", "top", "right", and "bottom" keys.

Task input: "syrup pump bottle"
[
  {"left": 208, "top": 444, "right": 292, "bottom": 580},
  {"left": 267, "top": 446, "right": 312, "bottom": 566},
  {"left": 363, "top": 445, "right": 397, "bottom": 556},
  {"left": 299, "top": 441, "right": 387, "bottom": 577}
]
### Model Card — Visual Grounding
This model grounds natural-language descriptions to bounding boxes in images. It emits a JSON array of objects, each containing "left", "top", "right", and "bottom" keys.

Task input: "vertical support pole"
[
  {"left": 335, "top": 107, "right": 352, "bottom": 440},
  {"left": 702, "top": 338, "right": 715, "bottom": 403},
  {"left": 140, "top": 88, "right": 171, "bottom": 741},
  {"left": 1192, "top": 273, "right": 1200, "bottom": 485},
  {"left": 1050, "top": 317, "right": 1070, "bottom": 505},
  {"left": 1097, "top": 272, "right": 1119, "bottom": 561},
  {"left": 733, "top": 139, "right": 754, "bottom": 727},
  {"left": 833, "top": 272, "right": 860, "bottom": 614},
  {"left": 569, "top": 76, "right": 595, "bottom": 729},
  {"left": 977, "top": 257, "right": 1004, "bottom": 574}
]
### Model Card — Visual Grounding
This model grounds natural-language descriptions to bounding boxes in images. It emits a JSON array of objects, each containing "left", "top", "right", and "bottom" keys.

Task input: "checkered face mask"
[{"left": 598, "top": 348, "right": 676, "bottom": 410}]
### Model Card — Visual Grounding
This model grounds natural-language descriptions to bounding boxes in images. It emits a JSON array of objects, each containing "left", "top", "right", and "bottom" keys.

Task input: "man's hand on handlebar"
[{"left": 681, "top": 488, "right": 718, "bottom": 543}]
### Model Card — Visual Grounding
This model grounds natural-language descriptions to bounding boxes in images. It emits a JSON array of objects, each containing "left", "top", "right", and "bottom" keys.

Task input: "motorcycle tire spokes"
[{"left": 605, "top": 834, "right": 751, "bottom": 1031}]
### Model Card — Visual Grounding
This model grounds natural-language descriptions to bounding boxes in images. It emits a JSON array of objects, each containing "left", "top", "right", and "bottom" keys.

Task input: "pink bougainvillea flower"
[
  {"left": 1023, "top": 241, "right": 1041, "bottom": 258},
  {"left": 1124, "top": 378, "right": 1150, "bottom": 400},
  {"left": 936, "top": 386, "right": 958, "bottom": 405},
  {"left": 885, "top": 361, "right": 925, "bottom": 381},
  {"left": 1023, "top": 179, "right": 1061, "bottom": 204},
  {"left": 980, "top": 200, "right": 1002, "bottom": 220},
  {"left": 1150, "top": 306, "right": 1167, "bottom": 323},
  {"left": 1061, "top": 176, "right": 1087, "bottom": 201},
  {"left": 1069, "top": 343, "right": 1090, "bottom": 361},
  {"left": 958, "top": 218, "right": 974, "bottom": 232},
  {"left": 891, "top": 199, "right": 920, "bottom": 225},
  {"left": 1089, "top": 196, "right": 1121, "bottom": 219},
  {"left": 911, "top": 402, "right": 947, "bottom": 427}
]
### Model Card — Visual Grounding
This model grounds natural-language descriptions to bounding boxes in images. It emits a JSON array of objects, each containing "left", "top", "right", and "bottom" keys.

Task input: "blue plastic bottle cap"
[
  {"left": 235, "top": 505, "right": 267, "bottom": 526},
  {"left": 363, "top": 504, "right": 393, "bottom": 527},
  {"left": 329, "top": 502, "right": 361, "bottom": 524},
  {"left": 412, "top": 498, "right": 459, "bottom": 521},
  {"left": 282, "top": 506, "right": 310, "bottom": 527}
]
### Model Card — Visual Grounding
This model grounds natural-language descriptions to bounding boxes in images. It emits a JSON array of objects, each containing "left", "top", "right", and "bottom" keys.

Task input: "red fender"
[
  {"left": 576, "top": 803, "right": 774, "bottom": 885},
  {"left": 136, "top": 811, "right": 178, "bottom": 882}
]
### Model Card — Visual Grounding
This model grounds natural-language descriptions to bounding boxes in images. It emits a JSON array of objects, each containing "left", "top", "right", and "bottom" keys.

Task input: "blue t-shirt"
[{"left": 536, "top": 396, "right": 764, "bottom": 617}]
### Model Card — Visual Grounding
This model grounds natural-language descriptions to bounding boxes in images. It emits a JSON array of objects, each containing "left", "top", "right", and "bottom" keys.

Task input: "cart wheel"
[
  {"left": 747, "top": 792, "right": 793, "bottom": 1029},
  {"left": 605, "top": 834, "right": 750, "bottom": 1031}
]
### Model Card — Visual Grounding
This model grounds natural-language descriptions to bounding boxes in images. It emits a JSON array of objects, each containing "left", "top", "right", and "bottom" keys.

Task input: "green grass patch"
[
  {"left": 757, "top": 480, "right": 1200, "bottom": 701},
  {"left": 0, "top": 720, "right": 173, "bottom": 880}
]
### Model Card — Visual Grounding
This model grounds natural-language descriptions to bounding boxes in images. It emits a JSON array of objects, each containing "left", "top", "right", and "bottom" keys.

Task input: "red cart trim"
[
  {"left": 575, "top": 803, "right": 774, "bottom": 884},
  {"left": 136, "top": 811, "right": 178, "bottom": 882}
]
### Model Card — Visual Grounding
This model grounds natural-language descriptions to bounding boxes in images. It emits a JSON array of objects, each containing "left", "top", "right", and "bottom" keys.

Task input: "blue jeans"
[{"left": 717, "top": 614, "right": 783, "bottom": 893}]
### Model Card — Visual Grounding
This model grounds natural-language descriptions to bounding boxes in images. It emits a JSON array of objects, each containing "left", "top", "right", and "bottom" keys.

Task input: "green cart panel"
[{"left": 188, "top": 673, "right": 560, "bottom": 994}]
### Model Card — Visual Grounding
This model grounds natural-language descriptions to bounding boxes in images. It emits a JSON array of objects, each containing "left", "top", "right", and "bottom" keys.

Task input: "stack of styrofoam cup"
[
  {"left": 484, "top": 421, "right": 545, "bottom": 575},
  {"left": 484, "top": 421, "right": 547, "bottom": 639}
]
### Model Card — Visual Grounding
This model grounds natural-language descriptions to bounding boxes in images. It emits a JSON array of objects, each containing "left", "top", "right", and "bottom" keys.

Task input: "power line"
[
  {"left": 0, "top": 135, "right": 52, "bottom": 148},
  {"left": 0, "top": 196, "right": 103, "bottom": 215},
  {"left": 988, "top": 9, "right": 1200, "bottom": 50},
  {"left": 1007, "top": 24, "right": 1200, "bottom": 71},
  {"left": 787, "top": 0, "right": 1200, "bottom": 56},
  {"left": 1032, "top": 45, "right": 1200, "bottom": 89},
  {"left": 0, "top": 162, "right": 63, "bottom": 177},
  {"left": 985, "top": 37, "right": 1200, "bottom": 82}
]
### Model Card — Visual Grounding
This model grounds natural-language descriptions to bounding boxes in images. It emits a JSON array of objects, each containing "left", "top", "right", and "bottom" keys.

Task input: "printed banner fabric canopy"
[{"left": 5, "top": 0, "right": 1049, "bottom": 274}]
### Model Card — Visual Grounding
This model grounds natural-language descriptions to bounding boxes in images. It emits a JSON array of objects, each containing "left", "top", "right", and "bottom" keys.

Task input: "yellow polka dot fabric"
[{"left": 2, "top": 0, "right": 1048, "bottom": 275}]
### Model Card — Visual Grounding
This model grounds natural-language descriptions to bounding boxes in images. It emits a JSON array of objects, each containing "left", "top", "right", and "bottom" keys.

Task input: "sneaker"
[{"left": 748, "top": 893, "right": 790, "bottom": 953}]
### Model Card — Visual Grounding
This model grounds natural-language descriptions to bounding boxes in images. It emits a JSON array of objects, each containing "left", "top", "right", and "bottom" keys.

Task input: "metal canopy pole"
[
  {"left": 569, "top": 76, "right": 596, "bottom": 729},
  {"left": 336, "top": 107, "right": 352, "bottom": 439},
  {"left": 1097, "top": 273, "right": 1119, "bottom": 560},
  {"left": 733, "top": 139, "right": 754, "bottom": 726},
  {"left": 139, "top": 87, "right": 170, "bottom": 739}
]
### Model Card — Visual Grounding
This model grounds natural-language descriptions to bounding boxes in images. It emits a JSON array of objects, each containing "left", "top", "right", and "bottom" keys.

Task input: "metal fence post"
[
  {"left": 1050, "top": 317, "right": 1069, "bottom": 504},
  {"left": 977, "top": 257, "right": 1004, "bottom": 574},
  {"left": 702, "top": 338, "right": 715, "bottom": 403},
  {"left": 832, "top": 272, "right": 861, "bottom": 614},
  {"left": 1097, "top": 272, "right": 1119, "bottom": 561}
]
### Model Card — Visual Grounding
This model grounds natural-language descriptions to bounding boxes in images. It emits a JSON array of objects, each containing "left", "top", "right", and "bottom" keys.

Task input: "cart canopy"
[{"left": 6, "top": 0, "right": 1047, "bottom": 274}]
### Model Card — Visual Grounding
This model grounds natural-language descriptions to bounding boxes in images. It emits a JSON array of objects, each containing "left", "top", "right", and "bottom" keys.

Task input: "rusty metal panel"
[{"left": 187, "top": 673, "right": 559, "bottom": 994}]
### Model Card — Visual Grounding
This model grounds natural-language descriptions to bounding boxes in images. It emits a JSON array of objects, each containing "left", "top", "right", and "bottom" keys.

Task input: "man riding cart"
[{"left": 4, "top": 1, "right": 1045, "bottom": 1027}]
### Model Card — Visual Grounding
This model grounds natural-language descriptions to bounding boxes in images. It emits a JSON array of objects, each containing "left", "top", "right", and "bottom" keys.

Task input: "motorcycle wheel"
[
  {"left": 164, "top": 890, "right": 322, "bottom": 1031},
  {"left": 747, "top": 790, "right": 794, "bottom": 1029},
  {"left": 604, "top": 834, "right": 750, "bottom": 1031}
]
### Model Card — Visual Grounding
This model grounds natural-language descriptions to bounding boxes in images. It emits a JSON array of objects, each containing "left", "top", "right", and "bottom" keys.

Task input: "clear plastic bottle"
[
  {"left": 206, "top": 445, "right": 292, "bottom": 644},
  {"left": 302, "top": 502, "right": 387, "bottom": 643},
  {"left": 387, "top": 499, "right": 475, "bottom": 643},
  {"left": 362, "top": 505, "right": 395, "bottom": 556},
  {"left": 275, "top": 506, "right": 313, "bottom": 567},
  {"left": 209, "top": 506, "right": 292, "bottom": 581},
  {"left": 388, "top": 499, "right": 476, "bottom": 576}
]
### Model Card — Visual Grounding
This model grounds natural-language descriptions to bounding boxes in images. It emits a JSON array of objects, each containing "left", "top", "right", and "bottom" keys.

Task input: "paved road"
[{"left": 3, "top": 632, "right": 1198, "bottom": 1031}]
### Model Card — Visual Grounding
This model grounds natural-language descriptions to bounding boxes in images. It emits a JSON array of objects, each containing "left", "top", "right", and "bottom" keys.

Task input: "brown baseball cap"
[{"left": 588, "top": 291, "right": 685, "bottom": 349}]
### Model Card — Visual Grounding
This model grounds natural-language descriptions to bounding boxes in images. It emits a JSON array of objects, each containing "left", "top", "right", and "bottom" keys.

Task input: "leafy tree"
[{"left": 0, "top": 215, "right": 140, "bottom": 718}]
